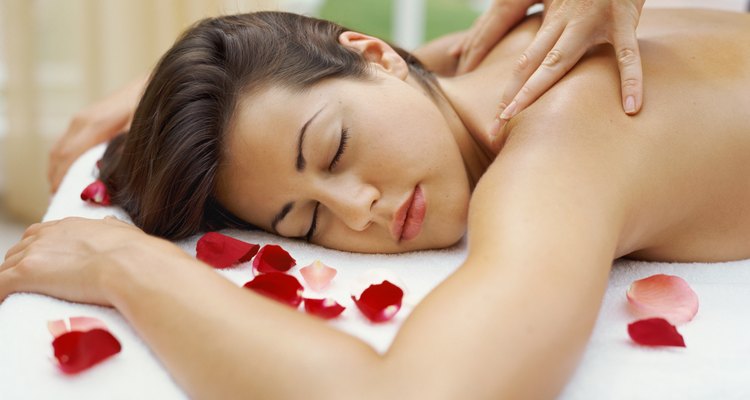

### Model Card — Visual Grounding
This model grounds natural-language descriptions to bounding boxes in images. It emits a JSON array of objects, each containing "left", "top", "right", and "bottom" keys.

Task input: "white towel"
[{"left": 1, "top": 144, "right": 748, "bottom": 399}]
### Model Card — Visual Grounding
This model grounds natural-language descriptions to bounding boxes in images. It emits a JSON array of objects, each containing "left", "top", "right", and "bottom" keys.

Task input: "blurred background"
[{"left": 0, "top": 0, "right": 747, "bottom": 255}]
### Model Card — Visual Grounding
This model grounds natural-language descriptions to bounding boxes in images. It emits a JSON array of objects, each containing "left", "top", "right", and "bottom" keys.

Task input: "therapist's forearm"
[{"left": 101, "top": 245, "right": 381, "bottom": 400}]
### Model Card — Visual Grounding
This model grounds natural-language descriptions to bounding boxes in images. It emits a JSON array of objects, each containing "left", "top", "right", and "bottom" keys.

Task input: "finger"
[
  {"left": 500, "top": 24, "right": 589, "bottom": 120},
  {"left": 457, "top": 8, "right": 519, "bottom": 74},
  {"left": 497, "top": 21, "right": 564, "bottom": 118},
  {"left": 1, "top": 250, "right": 23, "bottom": 273},
  {"left": 4, "top": 236, "right": 32, "bottom": 263},
  {"left": 448, "top": 30, "right": 474, "bottom": 58},
  {"left": 612, "top": 27, "right": 643, "bottom": 115},
  {"left": 22, "top": 222, "right": 48, "bottom": 239}
]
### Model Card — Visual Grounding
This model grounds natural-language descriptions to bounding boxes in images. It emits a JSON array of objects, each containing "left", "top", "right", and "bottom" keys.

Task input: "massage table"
[{"left": 1, "top": 142, "right": 748, "bottom": 399}]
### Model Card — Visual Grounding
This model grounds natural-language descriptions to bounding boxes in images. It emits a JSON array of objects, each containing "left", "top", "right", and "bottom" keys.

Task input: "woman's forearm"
[{"left": 101, "top": 243, "right": 381, "bottom": 400}]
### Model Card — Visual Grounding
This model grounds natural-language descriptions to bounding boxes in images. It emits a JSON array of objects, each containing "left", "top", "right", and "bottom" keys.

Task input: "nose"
[{"left": 315, "top": 176, "right": 380, "bottom": 231}]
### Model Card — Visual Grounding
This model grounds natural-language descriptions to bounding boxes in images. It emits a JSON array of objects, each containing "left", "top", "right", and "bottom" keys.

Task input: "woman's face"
[{"left": 216, "top": 69, "right": 471, "bottom": 253}]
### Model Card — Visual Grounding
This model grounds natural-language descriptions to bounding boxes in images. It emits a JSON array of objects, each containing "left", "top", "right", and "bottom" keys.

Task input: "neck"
[
  {"left": 403, "top": 15, "right": 542, "bottom": 189},
  {"left": 408, "top": 73, "right": 493, "bottom": 190}
]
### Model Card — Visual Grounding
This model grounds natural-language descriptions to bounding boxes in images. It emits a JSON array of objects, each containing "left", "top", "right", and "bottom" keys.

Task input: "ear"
[{"left": 338, "top": 31, "right": 409, "bottom": 80}]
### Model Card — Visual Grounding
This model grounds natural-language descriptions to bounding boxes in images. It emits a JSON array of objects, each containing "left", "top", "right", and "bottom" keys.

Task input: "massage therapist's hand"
[
  {"left": 48, "top": 76, "right": 147, "bottom": 193},
  {"left": 0, "top": 216, "right": 182, "bottom": 306},
  {"left": 453, "top": 0, "right": 645, "bottom": 123}
]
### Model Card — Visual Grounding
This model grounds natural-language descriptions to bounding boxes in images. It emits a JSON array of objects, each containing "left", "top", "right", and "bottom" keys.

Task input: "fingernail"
[
  {"left": 488, "top": 116, "right": 509, "bottom": 144},
  {"left": 488, "top": 118, "right": 502, "bottom": 141},
  {"left": 499, "top": 100, "right": 517, "bottom": 120},
  {"left": 625, "top": 96, "right": 635, "bottom": 114}
]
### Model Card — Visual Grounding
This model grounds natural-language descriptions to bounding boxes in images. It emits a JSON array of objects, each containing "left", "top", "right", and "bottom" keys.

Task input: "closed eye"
[
  {"left": 329, "top": 127, "right": 349, "bottom": 171},
  {"left": 305, "top": 202, "right": 320, "bottom": 242},
  {"left": 305, "top": 127, "right": 349, "bottom": 243}
]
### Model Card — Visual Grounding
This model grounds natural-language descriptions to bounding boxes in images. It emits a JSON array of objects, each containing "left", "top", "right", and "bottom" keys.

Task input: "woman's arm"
[{"left": 2, "top": 127, "right": 632, "bottom": 400}]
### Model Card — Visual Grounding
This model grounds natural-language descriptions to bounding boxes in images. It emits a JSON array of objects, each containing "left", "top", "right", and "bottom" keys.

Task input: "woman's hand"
[
  {"left": 48, "top": 76, "right": 147, "bottom": 193},
  {"left": 0, "top": 216, "right": 176, "bottom": 306},
  {"left": 453, "top": 0, "right": 645, "bottom": 124}
]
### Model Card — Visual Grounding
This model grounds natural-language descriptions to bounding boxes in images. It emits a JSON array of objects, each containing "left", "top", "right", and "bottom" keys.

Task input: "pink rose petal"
[
  {"left": 196, "top": 232, "right": 260, "bottom": 269},
  {"left": 244, "top": 272, "right": 303, "bottom": 308},
  {"left": 80, "top": 180, "right": 111, "bottom": 206},
  {"left": 627, "top": 274, "right": 699, "bottom": 325},
  {"left": 252, "top": 244, "right": 296, "bottom": 273},
  {"left": 47, "top": 316, "right": 110, "bottom": 339},
  {"left": 628, "top": 318, "right": 686, "bottom": 347},
  {"left": 47, "top": 320, "right": 68, "bottom": 338},
  {"left": 304, "top": 298, "right": 346, "bottom": 320},
  {"left": 351, "top": 280, "right": 403, "bottom": 323},
  {"left": 300, "top": 260, "right": 337, "bottom": 291}
]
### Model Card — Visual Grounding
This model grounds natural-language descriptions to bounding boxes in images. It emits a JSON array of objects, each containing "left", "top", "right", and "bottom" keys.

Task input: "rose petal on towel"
[
  {"left": 627, "top": 274, "right": 699, "bottom": 325},
  {"left": 300, "top": 260, "right": 337, "bottom": 291},
  {"left": 196, "top": 232, "right": 260, "bottom": 269},
  {"left": 351, "top": 280, "right": 403, "bottom": 323},
  {"left": 304, "top": 298, "right": 346, "bottom": 319},
  {"left": 70, "top": 316, "right": 109, "bottom": 332},
  {"left": 47, "top": 316, "right": 110, "bottom": 339},
  {"left": 47, "top": 320, "right": 68, "bottom": 338},
  {"left": 252, "top": 244, "right": 296, "bottom": 273},
  {"left": 244, "top": 272, "right": 303, "bottom": 308},
  {"left": 52, "top": 328, "right": 122, "bottom": 374},
  {"left": 80, "top": 180, "right": 111, "bottom": 206},
  {"left": 627, "top": 318, "right": 686, "bottom": 347},
  {"left": 351, "top": 269, "right": 409, "bottom": 299}
]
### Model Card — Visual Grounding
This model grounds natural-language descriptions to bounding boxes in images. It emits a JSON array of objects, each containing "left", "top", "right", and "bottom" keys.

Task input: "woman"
[{"left": 3, "top": 8, "right": 750, "bottom": 399}]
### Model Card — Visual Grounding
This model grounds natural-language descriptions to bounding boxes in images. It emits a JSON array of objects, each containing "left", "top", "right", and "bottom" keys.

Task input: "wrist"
[{"left": 99, "top": 237, "right": 195, "bottom": 310}]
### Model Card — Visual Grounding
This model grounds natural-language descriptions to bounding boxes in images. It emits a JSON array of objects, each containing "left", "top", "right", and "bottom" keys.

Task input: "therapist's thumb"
[{"left": 613, "top": 27, "right": 643, "bottom": 115}]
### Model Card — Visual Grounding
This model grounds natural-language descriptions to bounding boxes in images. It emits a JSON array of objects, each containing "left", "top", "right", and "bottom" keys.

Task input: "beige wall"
[{"left": 0, "top": 0, "right": 285, "bottom": 223}]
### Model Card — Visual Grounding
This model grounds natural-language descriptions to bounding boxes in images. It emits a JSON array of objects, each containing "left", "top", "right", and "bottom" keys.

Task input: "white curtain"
[{"left": 0, "top": 0, "right": 303, "bottom": 223}]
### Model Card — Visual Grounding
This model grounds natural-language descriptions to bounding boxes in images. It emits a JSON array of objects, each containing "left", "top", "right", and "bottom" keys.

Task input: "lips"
[{"left": 391, "top": 185, "right": 427, "bottom": 242}]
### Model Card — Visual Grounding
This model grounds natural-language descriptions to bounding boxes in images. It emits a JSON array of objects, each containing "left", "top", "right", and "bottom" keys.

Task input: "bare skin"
[
  {"left": 2, "top": 8, "right": 749, "bottom": 400},
  {"left": 440, "top": 9, "right": 750, "bottom": 262}
]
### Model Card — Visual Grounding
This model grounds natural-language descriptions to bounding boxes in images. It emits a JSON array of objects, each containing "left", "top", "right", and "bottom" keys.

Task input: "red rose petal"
[
  {"left": 252, "top": 244, "right": 296, "bottom": 273},
  {"left": 627, "top": 274, "right": 699, "bottom": 325},
  {"left": 351, "top": 280, "right": 404, "bottom": 323},
  {"left": 627, "top": 318, "right": 686, "bottom": 347},
  {"left": 300, "top": 260, "right": 337, "bottom": 291},
  {"left": 52, "top": 328, "right": 122, "bottom": 374},
  {"left": 80, "top": 180, "right": 111, "bottom": 206},
  {"left": 196, "top": 232, "right": 260, "bottom": 269},
  {"left": 244, "top": 272, "right": 303, "bottom": 308},
  {"left": 304, "top": 298, "right": 346, "bottom": 319}
]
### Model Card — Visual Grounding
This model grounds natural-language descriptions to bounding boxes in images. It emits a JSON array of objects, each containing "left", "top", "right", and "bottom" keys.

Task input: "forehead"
[{"left": 215, "top": 85, "right": 324, "bottom": 230}]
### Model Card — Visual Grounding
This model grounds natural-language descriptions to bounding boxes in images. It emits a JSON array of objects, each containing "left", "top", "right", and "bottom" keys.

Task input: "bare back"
[{"left": 465, "top": 9, "right": 750, "bottom": 262}]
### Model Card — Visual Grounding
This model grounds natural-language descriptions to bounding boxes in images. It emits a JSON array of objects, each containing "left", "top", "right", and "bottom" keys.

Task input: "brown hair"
[{"left": 99, "top": 11, "right": 438, "bottom": 240}]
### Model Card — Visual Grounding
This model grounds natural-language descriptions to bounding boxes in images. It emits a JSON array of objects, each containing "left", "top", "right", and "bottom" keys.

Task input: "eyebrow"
[
  {"left": 272, "top": 105, "right": 326, "bottom": 234},
  {"left": 295, "top": 105, "right": 326, "bottom": 172}
]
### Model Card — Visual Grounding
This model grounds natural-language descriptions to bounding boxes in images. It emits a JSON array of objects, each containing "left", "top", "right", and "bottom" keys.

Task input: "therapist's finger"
[
  {"left": 496, "top": 21, "right": 564, "bottom": 118},
  {"left": 457, "top": 12, "right": 515, "bottom": 74},
  {"left": 612, "top": 26, "right": 643, "bottom": 115}
]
